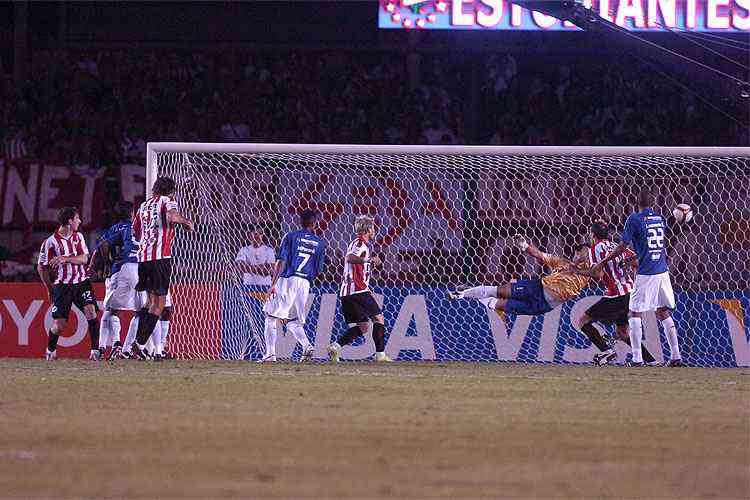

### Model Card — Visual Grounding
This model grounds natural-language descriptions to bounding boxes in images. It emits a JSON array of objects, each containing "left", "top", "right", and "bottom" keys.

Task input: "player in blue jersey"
[
  {"left": 589, "top": 189, "right": 683, "bottom": 367},
  {"left": 261, "top": 210, "right": 326, "bottom": 362},
  {"left": 88, "top": 201, "right": 142, "bottom": 359}
]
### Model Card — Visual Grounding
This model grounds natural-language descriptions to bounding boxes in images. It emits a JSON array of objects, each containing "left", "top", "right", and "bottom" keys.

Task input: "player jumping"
[
  {"left": 585, "top": 189, "right": 683, "bottom": 367},
  {"left": 130, "top": 177, "right": 193, "bottom": 360},
  {"left": 576, "top": 220, "right": 658, "bottom": 366},
  {"left": 261, "top": 210, "right": 326, "bottom": 362},
  {"left": 327, "top": 215, "right": 392, "bottom": 363},
  {"left": 88, "top": 201, "right": 141, "bottom": 360},
  {"left": 448, "top": 235, "right": 591, "bottom": 318},
  {"left": 37, "top": 207, "right": 102, "bottom": 360}
]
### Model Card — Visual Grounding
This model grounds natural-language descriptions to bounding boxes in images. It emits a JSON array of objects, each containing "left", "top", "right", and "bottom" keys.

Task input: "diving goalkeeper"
[{"left": 448, "top": 235, "right": 593, "bottom": 316}]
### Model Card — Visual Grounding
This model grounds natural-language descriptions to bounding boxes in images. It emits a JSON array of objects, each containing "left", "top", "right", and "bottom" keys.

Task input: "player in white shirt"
[
  {"left": 327, "top": 215, "right": 392, "bottom": 363},
  {"left": 235, "top": 225, "right": 276, "bottom": 286}
]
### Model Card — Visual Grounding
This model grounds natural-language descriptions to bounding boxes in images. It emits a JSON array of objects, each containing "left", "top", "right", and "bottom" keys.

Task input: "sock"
[
  {"left": 621, "top": 337, "right": 655, "bottom": 363},
  {"left": 479, "top": 297, "right": 499, "bottom": 310},
  {"left": 146, "top": 321, "right": 158, "bottom": 354},
  {"left": 581, "top": 323, "right": 609, "bottom": 352},
  {"left": 87, "top": 319, "right": 100, "bottom": 351},
  {"left": 337, "top": 325, "right": 362, "bottom": 347},
  {"left": 372, "top": 323, "right": 386, "bottom": 353},
  {"left": 330, "top": 342, "right": 342, "bottom": 352},
  {"left": 47, "top": 330, "right": 60, "bottom": 352},
  {"left": 628, "top": 317, "right": 643, "bottom": 363},
  {"left": 99, "top": 311, "right": 113, "bottom": 349},
  {"left": 159, "top": 320, "right": 170, "bottom": 354},
  {"left": 287, "top": 320, "right": 311, "bottom": 351},
  {"left": 263, "top": 317, "right": 277, "bottom": 357},
  {"left": 462, "top": 286, "right": 497, "bottom": 299},
  {"left": 123, "top": 314, "right": 140, "bottom": 353},
  {"left": 135, "top": 312, "right": 159, "bottom": 346},
  {"left": 661, "top": 316, "right": 681, "bottom": 360},
  {"left": 110, "top": 314, "right": 121, "bottom": 345}
]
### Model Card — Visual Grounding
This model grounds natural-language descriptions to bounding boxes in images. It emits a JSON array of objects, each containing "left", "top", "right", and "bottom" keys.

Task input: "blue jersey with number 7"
[
  {"left": 621, "top": 208, "right": 669, "bottom": 276},
  {"left": 278, "top": 229, "right": 326, "bottom": 281}
]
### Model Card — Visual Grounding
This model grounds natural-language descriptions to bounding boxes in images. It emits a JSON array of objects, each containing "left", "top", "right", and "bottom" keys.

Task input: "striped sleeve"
[{"left": 37, "top": 239, "right": 50, "bottom": 265}]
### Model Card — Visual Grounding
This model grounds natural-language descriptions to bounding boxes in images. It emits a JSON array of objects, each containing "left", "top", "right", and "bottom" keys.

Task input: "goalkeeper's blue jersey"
[{"left": 278, "top": 229, "right": 326, "bottom": 281}]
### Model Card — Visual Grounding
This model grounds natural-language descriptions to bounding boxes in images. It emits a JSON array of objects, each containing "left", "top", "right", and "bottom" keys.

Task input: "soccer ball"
[{"left": 672, "top": 203, "right": 693, "bottom": 223}]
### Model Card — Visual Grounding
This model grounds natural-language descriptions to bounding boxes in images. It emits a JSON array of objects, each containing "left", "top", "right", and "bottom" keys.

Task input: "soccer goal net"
[{"left": 147, "top": 144, "right": 750, "bottom": 367}]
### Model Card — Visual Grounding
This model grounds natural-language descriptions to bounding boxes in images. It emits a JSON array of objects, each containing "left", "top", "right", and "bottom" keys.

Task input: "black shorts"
[
  {"left": 136, "top": 259, "right": 172, "bottom": 296},
  {"left": 586, "top": 294, "right": 630, "bottom": 326},
  {"left": 51, "top": 280, "right": 98, "bottom": 320},
  {"left": 341, "top": 292, "right": 382, "bottom": 324}
]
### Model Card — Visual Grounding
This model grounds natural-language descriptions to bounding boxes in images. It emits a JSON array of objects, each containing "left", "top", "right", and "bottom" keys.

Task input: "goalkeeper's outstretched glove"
[{"left": 513, "top": 234, "right": 529, "bottom": 251}]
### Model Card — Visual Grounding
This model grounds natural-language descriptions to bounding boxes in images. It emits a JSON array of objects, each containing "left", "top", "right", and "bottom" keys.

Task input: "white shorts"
[
  {"left": 104, "top": 263, "right": 145, "bottom": 311},
  {"left": 104, "top": 263, "right": 172, "bottom": 311},
  {"left": 263, "top": 276, "right": 310, "bottom": 324},
  {"left": 630, "top": 272, "right": 676, "bottom": 313}
]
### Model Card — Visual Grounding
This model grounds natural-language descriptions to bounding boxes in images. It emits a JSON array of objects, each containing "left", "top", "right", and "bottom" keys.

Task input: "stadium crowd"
[
  {"left": 0, "top": 49, "right": 746, "bottom": 282},
  {"left": 1, "top": 49, "right": 745, "bottom": 165}
]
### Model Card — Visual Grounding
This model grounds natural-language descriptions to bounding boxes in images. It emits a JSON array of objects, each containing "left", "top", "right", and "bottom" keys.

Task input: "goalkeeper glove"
[{"left": 513, "top": 234, "right": 529, "bottom": 251}]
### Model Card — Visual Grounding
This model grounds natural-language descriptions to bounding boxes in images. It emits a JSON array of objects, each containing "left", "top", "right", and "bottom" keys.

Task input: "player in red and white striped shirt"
[
  {"left": 130, "top": 176, "right": 193, "bottom": 359},
  {"left": 37, "top": 207, "right": 102, "bottom": 361},
  {"left": 328, "top": 215, "right": 392, "bottom": 362},
  {"left": 575, "top": 220, "right": 656, "bottom": 365}
]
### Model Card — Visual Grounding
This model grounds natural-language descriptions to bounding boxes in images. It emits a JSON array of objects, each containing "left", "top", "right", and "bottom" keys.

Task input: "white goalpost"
[{"left": 145, "top": 143, "right": 750, "bottom": 366}]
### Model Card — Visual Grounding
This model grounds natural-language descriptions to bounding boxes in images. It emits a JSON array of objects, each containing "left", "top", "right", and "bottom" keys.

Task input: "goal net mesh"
[{"left": 153, "top": 147, "right": 750, "bottom": 367}]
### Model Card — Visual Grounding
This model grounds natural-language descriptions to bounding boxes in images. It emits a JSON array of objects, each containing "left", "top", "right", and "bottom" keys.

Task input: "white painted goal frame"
[{"left": 145, "top": 143, "right": 750, "bottom": 366}]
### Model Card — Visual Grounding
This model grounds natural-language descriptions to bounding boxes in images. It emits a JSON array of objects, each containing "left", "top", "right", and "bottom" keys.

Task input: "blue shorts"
[{"left": 505, "top": 278, "right": 553, "bottom": 316}]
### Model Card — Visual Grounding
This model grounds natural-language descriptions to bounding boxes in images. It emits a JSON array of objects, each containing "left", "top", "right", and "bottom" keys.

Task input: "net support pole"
[{"left": 145, "top": 143, "right": 158, "bottom": 198}]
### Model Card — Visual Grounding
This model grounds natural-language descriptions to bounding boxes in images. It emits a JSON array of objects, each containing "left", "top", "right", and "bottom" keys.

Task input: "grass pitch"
[{"left": 0, "top": 360, "right": 748, "bottom": 499}]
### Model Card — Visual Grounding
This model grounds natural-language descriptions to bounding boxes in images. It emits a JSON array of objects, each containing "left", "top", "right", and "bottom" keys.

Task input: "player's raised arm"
[
  {"left": 513, "top": 234, "right": 561, "bottom": 266},
  {"left": 167, "top": 208, "right": 194, "bottom": 232}
]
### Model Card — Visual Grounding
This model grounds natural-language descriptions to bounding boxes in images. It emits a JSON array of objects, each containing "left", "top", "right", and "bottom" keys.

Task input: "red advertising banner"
[
  {"left": 0, "top": 283, "right": 221, "bottom": 359},
  {"left": 0, "top": 161, "right": 146, "bottom": 230}
]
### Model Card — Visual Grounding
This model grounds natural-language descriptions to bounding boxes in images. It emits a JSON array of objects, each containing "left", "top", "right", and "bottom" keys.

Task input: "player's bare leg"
[{"left": 656, "top": 307, "right": 683, "bottom": 366}]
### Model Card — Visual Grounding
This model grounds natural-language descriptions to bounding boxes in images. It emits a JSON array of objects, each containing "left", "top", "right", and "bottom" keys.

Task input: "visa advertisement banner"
[
  {"left": 378, "top": 0, "right": 750, "bottom": 32},
  {"left": 224, "top": 284, "right": 750, "bottom": 367}
]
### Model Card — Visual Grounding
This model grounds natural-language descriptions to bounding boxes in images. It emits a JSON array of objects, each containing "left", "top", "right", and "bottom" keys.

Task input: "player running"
[
  {"left": 576, "top": 220, "right": 658, "bottom": 366},
  {"left": 448, "top": 235, "right": 591, "bottom": 318},
  {"left": 130, "top": 177, "right": 193, "bottom": 359},
  {"left": 586, "top": 189, "right": 683, "bottom": 367},
  {"left": 261, "top": 210, "right": 326, "bottom": 362},
  {"left": 37, "top": 207, "right": 102, "bottom": 360},
  {"left": 327, "top": 215, "right": 392, "bottom": 363}
]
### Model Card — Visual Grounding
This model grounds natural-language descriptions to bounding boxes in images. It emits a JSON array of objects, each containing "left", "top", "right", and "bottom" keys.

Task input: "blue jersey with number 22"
[
  {"left": 621, "top": 208, "right": 668, "bottom": 276},
  {"left": 278, "top": 229, "right": 326, "bottom": 281}
]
